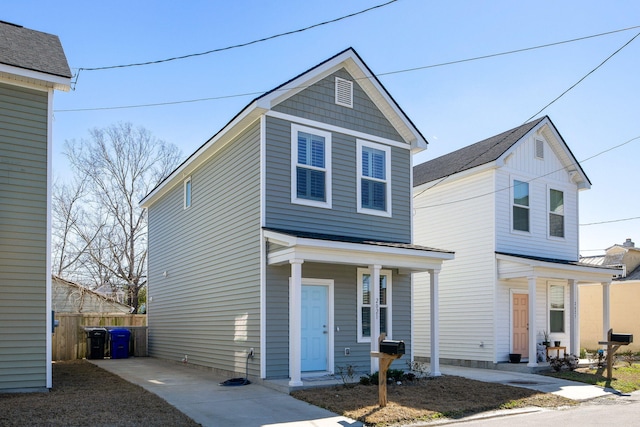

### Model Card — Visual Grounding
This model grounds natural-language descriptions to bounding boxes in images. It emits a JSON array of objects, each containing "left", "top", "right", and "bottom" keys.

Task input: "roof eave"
[{"left": 0, "top": 63, "right": 71, "bottom": 91}]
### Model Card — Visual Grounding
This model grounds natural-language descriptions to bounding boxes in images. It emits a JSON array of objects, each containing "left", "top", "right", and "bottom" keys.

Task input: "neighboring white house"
[
  {"left": 412, "top": 116, "right": 619, "bottom": 368},
  {"left": 52, "top": 276, "right": 133, "bottom": 314}
]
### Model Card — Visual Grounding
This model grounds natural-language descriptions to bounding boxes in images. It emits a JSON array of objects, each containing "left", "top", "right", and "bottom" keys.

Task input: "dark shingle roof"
[
  {"left": 621, "top": 265, "right": 640, "bottom": 281},
  {"left": 0, "top": 20, "right": 71, "bottom": 78},
  {"left": 413, "top": 117, "right": 546, "bottom": 187},
  {"left": 496, "top": 251, "right": 623, "bottom": 272}
]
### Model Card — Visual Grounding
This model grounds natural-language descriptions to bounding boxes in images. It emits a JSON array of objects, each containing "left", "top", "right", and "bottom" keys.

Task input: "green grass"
[{"left": 545, "top": 363, "right": 640, "bottom": 394}]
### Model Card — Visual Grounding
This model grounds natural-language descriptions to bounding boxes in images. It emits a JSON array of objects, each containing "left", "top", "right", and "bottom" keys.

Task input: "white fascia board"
[
  {"left": 537, "top": 121, "right": 590, "bottom": 189},
  {"left": 497, "top": 253, "right": 620, "bottom": 282},
  {"left": 140, "top": 104, "right": 265, "bottom": 208},
  {"left": 0, "top": 64, "right": 70, "bottom": 91}
]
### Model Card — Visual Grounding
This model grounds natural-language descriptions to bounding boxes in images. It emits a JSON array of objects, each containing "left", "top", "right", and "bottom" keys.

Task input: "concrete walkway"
[
  {"left": 90, "top": 358, "right": 617, "bottom": 427},
  {"left": 90, "top": 358, "right": 363, "bottom": 427}
]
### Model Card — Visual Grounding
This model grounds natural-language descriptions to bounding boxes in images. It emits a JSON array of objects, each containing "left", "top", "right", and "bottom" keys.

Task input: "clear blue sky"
[{"left": 5, "top": 0, "right": 639, "bottom": 254}]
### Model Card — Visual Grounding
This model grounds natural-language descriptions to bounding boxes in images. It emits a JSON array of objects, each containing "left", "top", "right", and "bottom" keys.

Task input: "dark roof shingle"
[
  {"left": 413, "top": 117, "right": 546, "bottom": 187},
  {"left": 0, "top": 20, "right": 71, "bottom": 78}
]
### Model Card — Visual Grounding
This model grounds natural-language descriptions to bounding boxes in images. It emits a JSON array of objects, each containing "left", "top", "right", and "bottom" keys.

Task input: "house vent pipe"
[{"left": 623, "top": 238, "right": 635, "bottom": 248}]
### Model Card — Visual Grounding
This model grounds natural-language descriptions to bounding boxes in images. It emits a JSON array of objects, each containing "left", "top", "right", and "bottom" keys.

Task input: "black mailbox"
[
  {"left": 380, "top": 339, "right": 405, "bottom": 355},
  {"left": 610, "top": 333, "right": 633, "bottom": 344}
]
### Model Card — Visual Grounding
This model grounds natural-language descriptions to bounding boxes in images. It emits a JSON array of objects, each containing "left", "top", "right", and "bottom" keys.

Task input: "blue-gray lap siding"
[
  {"left": 146, "top": 121, "right": 262, "bottom": 377},
  {"left": 0, "top": 83, "right": 49, "bottom": 391},
  {"left": 267, "top": 68, "right": 412, "bottom": 243},
  {"left": 265, "top": 263, "right": 411, "bottom": 378}
]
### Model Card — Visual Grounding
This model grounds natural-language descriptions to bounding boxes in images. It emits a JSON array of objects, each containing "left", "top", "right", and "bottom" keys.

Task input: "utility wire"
[
  {"left": 413, "top": 135, "right": 640, "bottom": 210},
  {"left": 413, "top": 30, "right": 640, "bottom": 201},
  {"left": 58, "top": 23, "right": 640, "bottom": 112},
  {"left": 71, "top": 0, "right": 397, "bottom": 86},
  {"left": 580, "top": 216, "right": 640, "bottom": 226}
]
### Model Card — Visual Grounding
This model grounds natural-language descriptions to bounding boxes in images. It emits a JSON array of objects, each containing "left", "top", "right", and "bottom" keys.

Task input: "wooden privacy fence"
[{"left": 53, "top": 313, "right": 147, "bottom": 361}]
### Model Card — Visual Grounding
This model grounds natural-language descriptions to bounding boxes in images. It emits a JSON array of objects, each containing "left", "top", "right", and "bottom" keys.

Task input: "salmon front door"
[{"left": 512, "top": 293, "right": 529, "bottom": 358}]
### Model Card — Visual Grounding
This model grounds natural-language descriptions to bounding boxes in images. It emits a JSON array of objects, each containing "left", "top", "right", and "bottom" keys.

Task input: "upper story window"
[
  {"left": 184, "top": 176, "right": 192, "bottom": 209},
  {"left": 357, "top": 140, "right": 391, "bottom": 217},
  {"left": 549, "top": 189, "right": 565, "bottom": 238},
  {"left": 512, "top": 180, "right": 529, "bottom": 232},
  {"left": 291, "top": 124, "right": 332, "bottom": 209},
  {"left": 357, "top": 268, "right": 392, "bottom": 343}
]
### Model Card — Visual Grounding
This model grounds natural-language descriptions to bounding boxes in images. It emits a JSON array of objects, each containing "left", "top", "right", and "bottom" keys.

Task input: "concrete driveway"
[{"left": 90, "top": 358, "right": 362, "bottom": 427}]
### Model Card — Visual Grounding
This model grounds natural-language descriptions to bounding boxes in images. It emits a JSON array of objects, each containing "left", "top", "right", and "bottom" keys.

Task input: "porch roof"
[
  {"left": 496, "top": 252, "right": 621, "bottom": 283},
  {"left": 263, "top": 228, "right": 454, "bottom": 272}
]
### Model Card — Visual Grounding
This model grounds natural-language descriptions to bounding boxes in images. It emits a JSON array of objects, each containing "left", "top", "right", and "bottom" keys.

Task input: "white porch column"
[
  {"left": 602, "top": 281, "right": 611, "bottom": 343},
  {"left": 527, "top": 276, "right": 538, "bottom": 367},
  {"left": 370, "top": 264, "right": 382, "bottom": 373},
  {"left": 429, "top": 269, "right": 441, "bottom": 376},
  {"left": 289, "top": 259, "right": 304, "bottom": 387},
  {"left": 569, "top": 279, "right": 579, "bottom": 355}
]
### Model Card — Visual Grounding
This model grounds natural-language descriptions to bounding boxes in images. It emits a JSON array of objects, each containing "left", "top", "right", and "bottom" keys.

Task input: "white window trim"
[
  {"left": 357, "top": 140, "right": 392, "bottom": 217},
  {"left": 357, "top": 267, "right": 392, "bottom": 343},
  {"left": 291, "top": 123, "right": 332, "bottom": 209},
  {"left": 548, "top": 282, "right": 566, "bottom": 334},
  {"left": 183, "top": 176, "right": 192, "bottom": 209},
  {"left": 510, "top": 176, "right": 531, "bottom": 235},
  {"left": 547, "top": 186, "right": 565, "bottom": 240}
]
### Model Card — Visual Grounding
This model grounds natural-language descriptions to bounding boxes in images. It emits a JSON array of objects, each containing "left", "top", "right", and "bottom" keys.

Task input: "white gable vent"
[
  {"left": 335, "top": 77, "right": 353, "bottom": 108},
  {"left": 535, "top": 139, "right": 544, "bottom": 159}
]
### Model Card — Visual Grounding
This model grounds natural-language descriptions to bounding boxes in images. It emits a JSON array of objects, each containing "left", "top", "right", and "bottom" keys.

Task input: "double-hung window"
[
  {"left": 357, "top": 140, "right": 391, "bottom": 216},
  {"left": 291, "top": 124, "right": 332, "bottom": 208},
  {"left": 549, "top": 284, "right": 565, "bottom": 333},
  {"left": 549, "top": 189, "right": 565, "bottom": 238},
  {"left": 357, "top": 268, "right": 392, "bottom": 342},
  {"left": 512, "top": 179, "right": 529, "bottom": 232}
]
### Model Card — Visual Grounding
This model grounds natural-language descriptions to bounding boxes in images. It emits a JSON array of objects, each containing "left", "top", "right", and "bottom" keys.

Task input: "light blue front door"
[{"left": 301, "top": 285, "right": 328, "bottom": 372}]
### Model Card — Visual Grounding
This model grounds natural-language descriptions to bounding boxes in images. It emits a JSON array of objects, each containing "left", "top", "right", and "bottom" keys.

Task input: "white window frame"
[
  {"left": 291, "top": 123, "right": 332, "bottom": 209},
  {"left": 548, "top": 187, "right": 565, "bottom": 239},
  {"left": 357, "top": 268, "right": 392, "bottom": 343},
  {"left": 184, "top": 176, "right": 192, "bottom": 209},
  {"left": 357, "top": 140, "right": 391, "bottom": 217},
  {"left": 548, "top": 283, "right": 565, "bottom": 333},
  {"left": 511, "top": 177, "right": 530, "bottom": 234}
]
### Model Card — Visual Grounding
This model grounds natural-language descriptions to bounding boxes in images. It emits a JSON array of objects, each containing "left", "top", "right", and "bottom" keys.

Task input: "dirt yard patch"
[
  {"left": 0, "top": 360, "right": 199, "bottom": 427},
  {"left": 292, "top": 375, "right": 576, "bottom": 426}
]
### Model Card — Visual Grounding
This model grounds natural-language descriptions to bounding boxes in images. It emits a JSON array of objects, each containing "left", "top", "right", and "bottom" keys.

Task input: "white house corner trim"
[
  {"left": 46, "top": 89, "right": 54, "bottom": 388},
  {"left": 259, "top": 115, "right": 267, "bottom": 379},
  {"left": 288, "top": 259, "right": 304, "bottom": 387}
]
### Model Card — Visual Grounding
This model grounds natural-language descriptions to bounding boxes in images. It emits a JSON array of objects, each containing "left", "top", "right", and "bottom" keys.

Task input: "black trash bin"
[
  {"left": 86, "top": 328, "right": 108, "bottom": 359},
  {"left": 109, "top": 328, "right": 131, "bottom": 359}
]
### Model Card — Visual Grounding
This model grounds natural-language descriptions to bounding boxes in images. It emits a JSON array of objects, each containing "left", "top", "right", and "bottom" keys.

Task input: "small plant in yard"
[
  {"left": 549, "top": 354, "right": 579, "bottom": 372},
  {"left": 336, "top": 364, "right": 357, "bottom": 387},
  {"left": 619, "top": 351, "right": 636, "bottom": 367},
  {"left": 407, "top": 360, "right": 431, "bottom": 378}
]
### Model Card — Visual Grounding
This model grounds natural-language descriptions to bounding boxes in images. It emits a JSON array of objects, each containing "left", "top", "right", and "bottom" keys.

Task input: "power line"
[
  {"left": 72, "top": 0, "right": 397, "bottom": 83},
  {"left": 413, "top": 135, "right": 640, "bottom": 210},
  {"left": 580, "top": 216, "right": 640, "bottom": 226},
  {"left": 58, "top": 23, "right": 640, "bottom": 113},
  {"left": 413, "top": 30, "right": 640, "bottom": 201}
]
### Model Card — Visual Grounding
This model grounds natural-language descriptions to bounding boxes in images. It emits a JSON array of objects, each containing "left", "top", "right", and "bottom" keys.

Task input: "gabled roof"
[
  {"left": 141, "top": 48, "right": 426, "bottom": 208},
  {"left": 0, "top": 20, "right": 71, "bottom": 90},
  {"left": 413, "top": 116, "right": 590, "bottom": 189}
]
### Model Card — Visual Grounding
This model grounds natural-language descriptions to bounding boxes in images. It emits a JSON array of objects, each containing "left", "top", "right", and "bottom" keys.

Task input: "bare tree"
[{"left": 59, "top": 122, "right": 181, "bottom": 310}]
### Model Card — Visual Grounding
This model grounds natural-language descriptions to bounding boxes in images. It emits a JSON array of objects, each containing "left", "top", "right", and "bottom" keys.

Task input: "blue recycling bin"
[{"left": 109, "top": 328, "right": 131, "bottom": 359}]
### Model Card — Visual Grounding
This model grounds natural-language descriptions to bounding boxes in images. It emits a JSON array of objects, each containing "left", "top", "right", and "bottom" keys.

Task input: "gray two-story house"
[
  {"left": 141, "top": 48, "right": 453, "bottom": 387},
  {"left": 0, "top": 21, "right": 71, "bottom": 391}
]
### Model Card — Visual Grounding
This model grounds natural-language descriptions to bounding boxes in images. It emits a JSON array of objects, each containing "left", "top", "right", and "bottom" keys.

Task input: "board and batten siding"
[
  {"left": 413, "top": 169, "right": 496, "bottom": 363},
  {"left": 264, "top": 116, "right": 411, "bottom": 243},
  {"left": 495, "top": 134, "right": 579, "bottom": 260},
  {"left": 0, "top": 82, "right": 49, "bottom": 391},
  {"left": 147, "top": 121, "right": 262, "bottom": 377},
  {"left": 266, "top": 263, "right": 410, "bottom": 378}
]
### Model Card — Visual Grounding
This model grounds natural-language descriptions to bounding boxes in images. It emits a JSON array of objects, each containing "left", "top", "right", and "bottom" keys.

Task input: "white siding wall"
[
  {"left": 413, "top": 169, "right": 496, "bottom": 362},
  {"left": 495, "top": 134, "right": 579, "bottom": 260}
]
